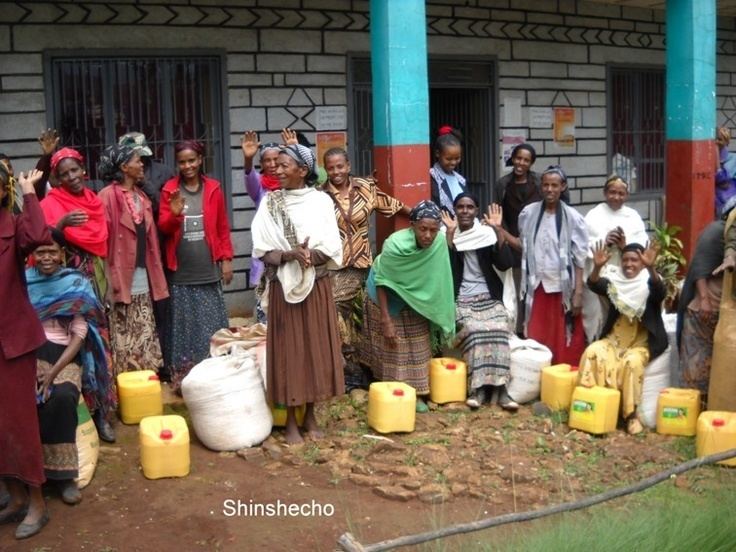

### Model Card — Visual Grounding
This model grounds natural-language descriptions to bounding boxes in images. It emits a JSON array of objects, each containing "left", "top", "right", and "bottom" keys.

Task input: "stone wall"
[{"left": 1, "top": 0, "right": 734, "bottom": 314}]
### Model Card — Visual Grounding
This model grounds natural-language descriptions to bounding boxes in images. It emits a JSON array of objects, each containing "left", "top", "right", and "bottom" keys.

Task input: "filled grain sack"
[
  {"left": 507, "top": 336, "right": 553, "bottom": 404},
  {"left": 75, "top": 397, "right": 99, "bottom": 489},
  {"left": 181, "top": 349, "right": 272, "bottom": 451},
  {"left": 639, "top": 313, "right": 678, "bottom": 428}
]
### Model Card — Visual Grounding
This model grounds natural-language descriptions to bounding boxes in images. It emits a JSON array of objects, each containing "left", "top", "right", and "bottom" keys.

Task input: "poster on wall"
[
  {"left": 316, "top": 132, "right": 347, "bottom": 168},
  {"left": 501, "top": 130, "right": 526, "bottom": 169},
  {"left": 529, "top": 107, "right": 552, "bottom": 128},
  {"left": 316, "top": 106, "right": 347, "bottom": 131},
  {"left": 553, "top": 107, "right": 575, "bottom": 146}
]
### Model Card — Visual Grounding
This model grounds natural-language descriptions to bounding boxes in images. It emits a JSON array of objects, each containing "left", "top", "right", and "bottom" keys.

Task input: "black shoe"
[
  {"left": 59, "top": 480, "right": 82, "bottom": 506},
  {"left": 93, "top": 411, "right": 116, "bottom": 443},
  {"left": 0, "top": 486, "right": 9, "bottom": 510},
  {"left": 466, "top": 387, "right": 486, "bottom": 409},
  {"left": 15, "top": 511, "right": 49, "bottom": 539}
]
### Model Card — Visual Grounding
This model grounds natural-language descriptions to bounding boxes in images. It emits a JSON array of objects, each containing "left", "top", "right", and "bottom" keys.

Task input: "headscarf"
[
  {"left": 40, "top": 186, "right": 109, "bottom": 258},
  {"left": 175, "top": 140, "right": 205, "bottom": 156},
  {"left": 602, "top": 243, "right": 650, "bottom": 322},
  {"left": 97, "top": 144, "right": 136, "bottom": 183},
  {"left": 505, "top": 143, "right": 537, "bottom": 167},
  {"left": 26, "top": 266, "right": 114, "bottom": 415},
  {"left": 368, "top": 227, "right": 455, "bottom": 342},
  {"left": 410, "top": 200, "right": 442, "bottom": 222},
  {"left": 542, "top": 165, "right": 567, "bottom": 183},
  {"left": 51, "top": 147, "right": 85, "bottom": 174},
  {"left": 280, "top": 144, "right": 318, "bottom": 185}
]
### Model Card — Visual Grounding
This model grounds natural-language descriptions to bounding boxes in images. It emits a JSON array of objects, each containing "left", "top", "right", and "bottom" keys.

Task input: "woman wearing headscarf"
[
  {"left": 98, "top": 145, "right": 168, "bottom": 376},
  {"left": 362, "top": 200, "right": 455, "bottom": 413},
  {"left": 159, "top": 140, "right": 233, "bottom": 386},
  {"left": 517, "top": 166, "right": 588, "bottom": 365},
  {"left": 27, "top": 240, "right": 108, "bottom": 506},
  {"left": 40, "top": 147, "right": 109, "bottom": 301},
  {"left": 677, "top": 197, "right": 736, "bottom": 394},
  {"left": 583, "top": 175, "right": 648, "bottom": 341},
  {"left": 251, "top": 144, "right": 344, "bottom": 445},
  {"left": 40, "top": 147, "right": 115, "bottom": 442},
  {"left": 579, "top": 241, "right": 665, "bottom": 434},
  {"left": 0, "top": 168, "right": 52, "bottom": 539},
  {"left": 441, "top": 193, "right": 517, "bottom": 409}
]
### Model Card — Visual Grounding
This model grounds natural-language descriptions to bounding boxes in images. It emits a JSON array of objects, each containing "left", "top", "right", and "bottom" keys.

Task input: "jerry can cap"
[
  {"left": 148, "top": 374, "right": 160, "bottom": 381},
  {"left": 160, "top": 429, "right": 173, "bottom": 440},
  {"left": 446, "top": 363, "right": 457, "bottom": 370},
  {"left": 713, "top": 419, "right": 725, "bottom": 427},
  {"left": 392, "top": 389, "right": 405, "bottom": 397},
  {"left": 570, "top": 365, "right": 579, "bottom": 372}
]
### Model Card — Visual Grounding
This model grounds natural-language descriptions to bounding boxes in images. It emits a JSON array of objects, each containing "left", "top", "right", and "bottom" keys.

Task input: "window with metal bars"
[
  {"left": 43, "top": 52, "right": 229, "bottom": 195},
  {"left": 608, "top": 66, "right": 665, "bottom": 194}
]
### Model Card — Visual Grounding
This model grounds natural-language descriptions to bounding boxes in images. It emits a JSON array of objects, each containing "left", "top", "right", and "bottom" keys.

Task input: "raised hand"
[
  {"left": 169, "top": 189, "right": 185, "bottom": 216},
  {"left": 17, "top": 169, "right": 44, "bottom": 194},
  {"left": 38, "top": 128, "right": 60, "bottom": 155},
  {"left": 638, "top": 242, "right": 660, "bottom": 268},
  {"left": 440, "top": 210, "right": 457, "bottom": 233},
  {"left": 241, "top": 130, "right": 260, "bottom": 160},
  {"left": 484, "top": 203, "right": 503, "bottom": 227},
  {"left": 591, "top": 240, "right": 611, "bottom": 268},
  {"left": 281, "top": 128, "right": 298, "bottom": 146}
]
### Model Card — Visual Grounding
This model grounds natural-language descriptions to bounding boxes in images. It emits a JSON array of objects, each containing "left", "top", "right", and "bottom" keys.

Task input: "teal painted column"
[
  {"left": 370, "top": 0, "right": 430, "bottom": 245},
  {"left": 665, "top": 0, "right": 716, "bottom": 258}
]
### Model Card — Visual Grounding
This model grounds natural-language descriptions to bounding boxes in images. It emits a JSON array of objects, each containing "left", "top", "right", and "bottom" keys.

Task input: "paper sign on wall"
[
  {"left": 553, "top": 107, "right": 575, "bottom": 146},
  {"left": 316, "top": 132, "right": 347, "bottom": 168},
  {"left": 316, "top": 106, "right": 347, "bottom": 131},
  {"left": 501, "top": 130, "right": 526, "bottom": 168},
  {"left": 529, "top": 107, "right": 552, "bottom": 128}
]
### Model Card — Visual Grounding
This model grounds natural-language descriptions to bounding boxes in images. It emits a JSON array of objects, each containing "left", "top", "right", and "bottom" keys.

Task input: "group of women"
[{"left": 1, "top": 138, "right": 232, "bottom": 539}]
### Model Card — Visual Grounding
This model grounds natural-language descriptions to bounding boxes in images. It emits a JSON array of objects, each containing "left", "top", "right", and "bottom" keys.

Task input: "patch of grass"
[
  {"left": 404, "top": 450, "right": 418, "bottom": 466},
  {"left": 446, "top": 411, "right": 468, "bottom": 424},
  {"left": 300, "top": 443, "right": 321, "bottom": 465},
  {"left": 668, "top": 436, "right": 696, "bottom": 460},
  {"left": 490, "top": 484, "right": 736, "bottom": 552},
  {"left": 406, "top": 435, "right": 451, "bottom": 446},
  {"left": 434, "top": 471, "right": 449, "bottom": 485}
]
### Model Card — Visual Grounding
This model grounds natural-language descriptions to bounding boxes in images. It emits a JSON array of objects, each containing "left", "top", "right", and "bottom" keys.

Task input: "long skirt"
[
  {"left": 455, "top": 294, "right": 511, "bottom": 391},
  {"left": 110, "top": 293, "right": 163, "bottom": 376},
  {"left": 37, "top": 341, "right": 80, "bottom": 480},
  {"left": 166, "top": 282, "right": 229, "bottom": 382},
  {"left": 331, "top": 267, "right": 369, "bottom": 389},
  {"left": 678, "top": 307, "right": 719, "bottom": 394},
  {"left": 579, "top": 338, "right": 649, "bottom": 418},
  {"left": 362, "top": 297, "right": 432, "bottom": 394},
  {"left": 0, "top": 349, "right": 44, "bottom": 487},
  {"left": 527, "top": 287, "right": 586, "bottom": 366},
  {"left": 267, "top": 276, "right": 344, "bottom": 406}
]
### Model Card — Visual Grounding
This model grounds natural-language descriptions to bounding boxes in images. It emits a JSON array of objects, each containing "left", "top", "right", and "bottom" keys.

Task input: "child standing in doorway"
[{"left": 430, "top": 126, "right": 467, "bottom": 216}]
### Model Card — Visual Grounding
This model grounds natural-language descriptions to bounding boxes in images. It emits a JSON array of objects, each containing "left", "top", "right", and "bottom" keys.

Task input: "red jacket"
[
  {"left": 98, "top": 183, "right": 169, "bottom": 304},
  {"left": 158, "top": 175, "right": 233, "bottom": 272},
  {"left": 0, "top": 194, "right": 51, "bottom": 360}
]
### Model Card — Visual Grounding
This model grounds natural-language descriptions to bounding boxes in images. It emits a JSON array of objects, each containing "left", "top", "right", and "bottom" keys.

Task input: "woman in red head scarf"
[{"left": 39, "top": 148, "right": 116, "bottom": 443}]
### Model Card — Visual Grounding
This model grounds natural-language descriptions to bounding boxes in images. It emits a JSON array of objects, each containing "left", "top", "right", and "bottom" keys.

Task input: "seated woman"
[
  {"left": 583, "top": 174, "right": 648, "bottom": 341},
  {"left": 27, "top": 241, "right": 106, "bottom": 505},
  {"left": 442, "top": 194, "right": 516, "bottom": 409},
  {"left": 362, "top": 200, "right": 455, "bottom": 413},
  {"left": 251, "top": 144, "right": 344, "bottom": 444},
  {"left": 578, "top": 241, "right": 666, "bottom": 434}
]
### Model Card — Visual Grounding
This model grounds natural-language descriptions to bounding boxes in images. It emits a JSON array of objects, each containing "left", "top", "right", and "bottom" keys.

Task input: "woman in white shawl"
[
  {"left": 251, "top": 144, "right": 344, "bottom": 445},
  {"left": 583, "top": 175, "right": 648, "bottom": 341}
]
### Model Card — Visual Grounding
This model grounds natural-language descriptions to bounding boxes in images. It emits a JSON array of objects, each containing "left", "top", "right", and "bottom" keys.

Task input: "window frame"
[
  {"left": 606, "top": 63, "right": 666, "bottom": 199},
  {"left": 42, "top": 48, "right": 232, "bottom": 216}
]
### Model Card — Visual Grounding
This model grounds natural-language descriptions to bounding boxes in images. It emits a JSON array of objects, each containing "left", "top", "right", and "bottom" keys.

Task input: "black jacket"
[
  {"left": 588, "top": 274, "right": 668, "bottom": 360},
  {"left": 449, "top": 241, "right": 514, "bottom": 300}
]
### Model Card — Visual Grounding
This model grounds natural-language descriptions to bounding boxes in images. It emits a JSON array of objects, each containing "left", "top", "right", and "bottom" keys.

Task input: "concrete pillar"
[
  {"left": 665, "top": 0, "right": 717, "bottom": 258},
  {"left": 370, "top": 0, "right": 430, "bottom": 247}
]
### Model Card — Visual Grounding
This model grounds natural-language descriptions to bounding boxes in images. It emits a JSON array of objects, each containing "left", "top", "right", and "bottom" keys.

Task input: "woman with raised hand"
[
  {"left": 442, "top": 194, "right": 516, "bottom": 410},
  {"left": 159, "top": 140, "right": 233, "bottom": 387},
  {"left": 362, "top": 200, "right": 455, "bottom": 413},
  {"left": 0, "top": 167, "right": 52, "bottom": 539},
  {"left": 579, "top": 241, "right": 666, "bottom": 434},
  {"left": 97, "top": 145, "right": 168, "bottom": 376},
  {"left": 251, "top": 144, "right": 344, "bottom": 444}
]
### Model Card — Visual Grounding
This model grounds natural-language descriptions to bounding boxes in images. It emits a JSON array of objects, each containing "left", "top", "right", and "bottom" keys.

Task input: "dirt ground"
[{"left": 2, "top": 388, "right": 732, "bottom": 551}]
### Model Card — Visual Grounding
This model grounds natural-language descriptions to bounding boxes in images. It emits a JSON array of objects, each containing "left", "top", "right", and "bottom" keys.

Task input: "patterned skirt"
[
  {"left": 331, "top": 267, "right": 369, "bottom": 389},
  {"left": 110, "top": 293, "right": 163, "bottom": 376},
  {"left": 37, "top": 341, "right": 81, "bottom": 480},
  {"left": 166, "top": 283, "right": 229, "bottom": 383},
  {"left": 361, "top": 297, "right": 431, "bottom": 394},
  {"left": 455, "top": 294, "right": 511, "bottom": 391}
]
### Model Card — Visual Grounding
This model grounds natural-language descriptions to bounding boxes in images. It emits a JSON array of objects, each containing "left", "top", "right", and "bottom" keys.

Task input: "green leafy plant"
[{"left": 649, "top": 222, "right": 687, "bottom": 310}]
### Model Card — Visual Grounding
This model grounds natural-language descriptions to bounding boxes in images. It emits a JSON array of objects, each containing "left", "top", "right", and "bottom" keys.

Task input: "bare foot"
[
  {"left": 302, "top": 403, "right": 324, "bottom": 438},
  {"left": 284, "top": 426, "right": 304, "bottom": 445}
]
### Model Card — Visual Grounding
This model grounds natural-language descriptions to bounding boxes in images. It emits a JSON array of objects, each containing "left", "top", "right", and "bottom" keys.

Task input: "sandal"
[
  {"left": 627, "top": 417, "right": 644, "bottom": 435},
  {"left": 415, "top": 398, "right": 429, "bottom": 414}
]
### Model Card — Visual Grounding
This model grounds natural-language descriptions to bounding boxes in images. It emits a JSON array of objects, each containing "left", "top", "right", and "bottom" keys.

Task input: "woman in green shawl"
[{"left": 362, "top": 200, "right": 455, "bottom": 412}]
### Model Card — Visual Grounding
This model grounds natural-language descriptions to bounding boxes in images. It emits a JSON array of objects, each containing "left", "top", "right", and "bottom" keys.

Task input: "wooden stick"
[{"left": 336, "top": 448, "right": 736, "bottom": 552}]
